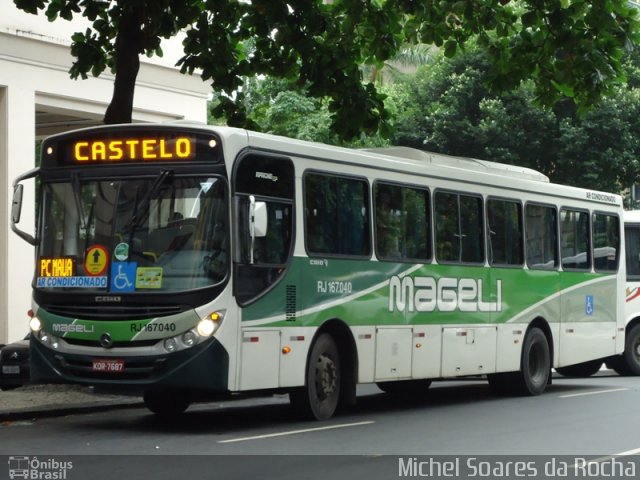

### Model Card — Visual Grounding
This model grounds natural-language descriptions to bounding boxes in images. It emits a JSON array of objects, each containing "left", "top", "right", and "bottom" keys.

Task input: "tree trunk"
[{"left": 104, "top": 6, "right": 144, "bottom": 124}]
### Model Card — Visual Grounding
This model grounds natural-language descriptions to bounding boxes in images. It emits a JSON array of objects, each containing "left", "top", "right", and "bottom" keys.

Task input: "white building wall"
[{"left": 0, "top": 0, "right": 210, "bottom": 342}]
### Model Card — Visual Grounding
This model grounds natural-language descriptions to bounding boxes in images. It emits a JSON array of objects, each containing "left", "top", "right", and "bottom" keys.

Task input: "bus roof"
[
  {"left": 625, "top": 210, "right": 640, "bottom": 223},
  {"left": 362, "top": 146, "right": 550, "bottom": 183}
]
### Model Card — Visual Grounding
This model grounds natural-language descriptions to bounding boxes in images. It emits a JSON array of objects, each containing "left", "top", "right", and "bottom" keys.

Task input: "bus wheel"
[
  {"left": 376, "top": 380, "right": 432, "bottom": 394},
  {"left": 516, "top": 327, "right": 550, "bottom": 396},
  {"left": 290, "top": 333, "right": 341, "bottom": 421},
  {"left": 143, "top": 390, "right": 191, "bottom": 417},
  {"left": 623, "top": 324, "right": 640, "bottom": 376},
  {"left": 606, "top": 356, "right": 632, "bottom": 376},
  {"left": 555, "top": 359, "right": 603, "bottom": 377}
]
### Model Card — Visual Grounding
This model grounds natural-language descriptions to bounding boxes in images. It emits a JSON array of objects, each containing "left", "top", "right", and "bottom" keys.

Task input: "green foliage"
[
  {"left": 14, "top": 0, "right": 640, "bottom": 139},
  {"left": 391, "top": 46, "right": 640, "bottom": 196}
]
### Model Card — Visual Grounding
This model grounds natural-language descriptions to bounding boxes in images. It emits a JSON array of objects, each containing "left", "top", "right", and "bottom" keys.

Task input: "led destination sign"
[
  {"left": 41, "top": 128, "right": 222, "bottom": 167},
  {"left": 73, "top": 137, "right": 195, "bottom": 162},
  {"left": 39, "top": 257, "right": 76, "bottom": 277}
]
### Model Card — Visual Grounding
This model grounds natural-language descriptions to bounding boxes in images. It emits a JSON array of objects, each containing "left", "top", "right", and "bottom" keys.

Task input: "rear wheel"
[
  {"left": 556, "top": 359, "right": 603, "bottom": 377},
  {"left": 623, "top": 324, "right": 640, "bottom": 376},
  {"left": 143, "top": 390, "right": 191, "bottom": 417},
  {"left": 516, "top": 327, "right": 550, "bottom": 395},
  {"left": 290, "top": 333, "right": 341, "bottom": 420}
]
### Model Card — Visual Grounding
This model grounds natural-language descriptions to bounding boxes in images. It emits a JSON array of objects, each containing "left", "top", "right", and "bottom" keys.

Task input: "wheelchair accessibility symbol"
[
  {"left": 110, "top": 262, "right": 137, "bottom": 292},
  {"left": 585, "top": 295, "right": 594, "bottom": 316}
]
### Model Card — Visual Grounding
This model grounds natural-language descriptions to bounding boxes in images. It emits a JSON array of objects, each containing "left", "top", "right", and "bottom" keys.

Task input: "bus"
[
  {"left": 606, "top": 209, "right": 640, "bottom": 375},
  {"left": 11, "top": 123, "right": 625, "bottom": 420}
]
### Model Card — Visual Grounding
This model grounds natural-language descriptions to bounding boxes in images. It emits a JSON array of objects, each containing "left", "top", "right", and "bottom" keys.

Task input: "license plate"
[
  {"left": 92, "top": 359, "right": 125, "bottom": 373},
  {"left": 2, "top": 365, "right": 20, "bottom": 375}
]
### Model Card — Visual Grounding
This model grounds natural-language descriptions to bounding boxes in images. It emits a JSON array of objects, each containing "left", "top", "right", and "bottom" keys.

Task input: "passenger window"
[
  {"left": 374, "top": 182, "right": 431, "bottom": 262},
  {"left": 435, "top": 192, "right": 484, "bottom": 264},
  {"left": 487, "top": 199, "right": 523, "bottom": 266},
  {"left": 593, "top": 213, "right": 620, "bottom": 272},
  {"left": 525, "top": 204, "right": 558, "bottom": 269},
  {"left": 560, "top": 209, "right": 590, "bottom": 270},
  {"left": 305, "top": 173, "right": 370, "bottom": 257}
]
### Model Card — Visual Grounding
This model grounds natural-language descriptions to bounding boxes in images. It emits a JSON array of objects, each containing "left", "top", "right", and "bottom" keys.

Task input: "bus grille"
[{"left": 286, "top": 285, "right": 296, "bottom": 321}]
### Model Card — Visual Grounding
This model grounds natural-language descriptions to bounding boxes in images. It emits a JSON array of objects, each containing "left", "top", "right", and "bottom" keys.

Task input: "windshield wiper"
[
  {"left": 126, "top": 169, "right": 174, "bottom": 230},
  {"left": 71, "top": 172, "right": 87, "bottom": 230}
]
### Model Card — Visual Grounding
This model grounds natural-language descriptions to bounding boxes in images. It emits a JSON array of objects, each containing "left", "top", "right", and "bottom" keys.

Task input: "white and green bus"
[
  {"left": 11, "top": 123, "right": 625, "bottom": 420},
  {"left": 605, "top": 209, "right": 640, "bottom": 375}
]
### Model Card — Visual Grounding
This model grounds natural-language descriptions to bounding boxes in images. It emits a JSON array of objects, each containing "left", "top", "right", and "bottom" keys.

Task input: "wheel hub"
[{"left": 315, "top": 354, "right": 337, "bottom": 401}]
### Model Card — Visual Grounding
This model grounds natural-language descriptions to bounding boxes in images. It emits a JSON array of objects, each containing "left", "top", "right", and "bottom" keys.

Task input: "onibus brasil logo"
[
  {"left": 8, "top": 456, "right": 73, "bottom": 479},
  {"left": 388, "top": 275, "right": 502, "bottom": 313}
]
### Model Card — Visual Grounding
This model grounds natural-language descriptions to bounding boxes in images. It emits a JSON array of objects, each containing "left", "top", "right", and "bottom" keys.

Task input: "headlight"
[
  {"left": 197, "top": 311, "right": 224, "bottom": 337},
  {"left": 164, "top": 338, "right": 178, "bottom": 353},
  {"left": 30, "top": 316, "right": 42, "bottom": 332},
  {"left": 182, "top": 331, "right": 197, "bottom": 347}
]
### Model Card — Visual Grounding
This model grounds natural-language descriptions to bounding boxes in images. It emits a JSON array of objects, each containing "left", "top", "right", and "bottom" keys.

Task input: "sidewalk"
[{"left": 0, "top": 384, "right": 143, "bottom": 421}]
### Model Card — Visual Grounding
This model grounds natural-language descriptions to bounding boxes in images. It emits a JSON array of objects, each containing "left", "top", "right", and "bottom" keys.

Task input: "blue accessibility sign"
[
  {"left": 585, "top": 295, "right": 594, "bottom": 316},
  {"left": 110, "top": 262, "right": 137, "bottom": 292}
]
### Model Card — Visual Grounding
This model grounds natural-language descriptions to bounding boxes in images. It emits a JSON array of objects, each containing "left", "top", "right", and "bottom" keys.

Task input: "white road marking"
[
  {"left": 559, "top": 388, "right": 629, "bottom": 399},
  {"left": 571, "top": 447, "right": 640, "bottom": 470},
  {"left": 218, "top": 420, "right": 375, "bottom": 443}
]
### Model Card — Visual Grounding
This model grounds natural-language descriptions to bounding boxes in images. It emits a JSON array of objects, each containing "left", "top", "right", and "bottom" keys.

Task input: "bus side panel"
[
  {"left": 411, "top": 325, "right": 442, "bottom": 379},
  {"left": 494, "top": 268, "right": 560, "bottom": 372},
  {"left": 558, "top": 275, "right": 618, "bottom": 366}
]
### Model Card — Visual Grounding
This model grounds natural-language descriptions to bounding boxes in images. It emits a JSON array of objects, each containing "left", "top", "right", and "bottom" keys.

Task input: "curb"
[{"left": 0, "top": 401, "right": 145, "bottom": 422}]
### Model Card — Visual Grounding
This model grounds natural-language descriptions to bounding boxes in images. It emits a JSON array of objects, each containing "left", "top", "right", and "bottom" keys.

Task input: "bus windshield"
[{"left": 37, "top": 174, "right": 228, "bottom": 293}]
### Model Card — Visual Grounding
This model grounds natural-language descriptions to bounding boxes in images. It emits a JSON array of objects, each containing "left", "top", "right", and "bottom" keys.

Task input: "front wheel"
[
  {"left": 290, "top": 333, "right": 341, "bottom": 420},
  {"left": 143, "top": 390, "right": 191, "bottom": 417}
]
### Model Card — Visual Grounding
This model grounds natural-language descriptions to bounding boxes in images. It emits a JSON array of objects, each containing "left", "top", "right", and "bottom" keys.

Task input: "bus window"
[
  {"left": 435, "top": 191, "right": 483, "bottom": 264},
  {"left": 487, "top": 198, "right": 523, "bottom": 266},
  {"left": 305, "top": 173, "right": 370, "bottom": 257},
  {"left": 374, "top": 182, "right": 431, "bottom": 262},
  {"left": 593, "top": 213, "right": 620, "bottom": 272},
  {"left": 234, "top": 154, "right": 295, "bottom": 304},
  {"left": 525, "top": 204, "right": 558, "bottom": 269},
  {"left": 625, "top": 223, "right": 640, "bottom": 279},
  {"left": 560, "top": 209, "right": 590, "bottom": 270}
]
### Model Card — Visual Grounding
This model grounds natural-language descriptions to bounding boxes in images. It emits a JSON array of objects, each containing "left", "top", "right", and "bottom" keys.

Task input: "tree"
[
  {"left": 14, "top": 0, "right": 640, "bottom": 139},
  {"left": 390, "top": 46, "right": 640, "bottom": 195}
]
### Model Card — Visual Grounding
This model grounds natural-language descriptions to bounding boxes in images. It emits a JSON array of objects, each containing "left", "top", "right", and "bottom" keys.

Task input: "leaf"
[{"left": 444, "top": 40, "right": 457, "bottom": 58}]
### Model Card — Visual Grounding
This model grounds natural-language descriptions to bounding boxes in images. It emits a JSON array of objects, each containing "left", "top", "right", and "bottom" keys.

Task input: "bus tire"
[
  {"left": 290, "top": 333, "right": 341, "bottom": 421},
  {"left": 623, "top": 324, "right": 640, "bottom": 376},
  {"left": 143, "top": 390, "right": 191, "bottom": 417},
  {"left": 606, "top": 356, "right": 632, "bottom": 376},
  {"left": 515, "top": 327, "right": 550, "bottom": 396},
  {"left": 555, "top": 359, "right": 603, "bottom": 377},
  {"left": 376, "top": 379, "right": 432, "bottom": 394}
]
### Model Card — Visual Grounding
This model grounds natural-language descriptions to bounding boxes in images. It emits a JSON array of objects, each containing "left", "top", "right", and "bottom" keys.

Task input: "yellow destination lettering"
[
  {"left": 52, "top": 258, "right": 73, "bottom": 277},
  {"left": 75, "top": 142, "right": 89, "bottom": 161},
  {"left": 40, "top": 258, "right": 51, "bottom": 276},
  {"left": 125, "top": 139, "right": 140, "bottom": 158},
  {"left": 142, "top": 139, "right": 157, "bottom": 159},
  {"left": 159, "top": 139, "right": 172, "bottom": 159},
  {"left": 92, "top": 141, "right": 106, "bottom": 160},
  {"left": 73, "top": 136, "right": 195, "bottom": 162},
  {"left": 108, "top": 140, "right": 124, "bottom": 160},
  {"left": 175, "top": 138, "right": 191, "bottom": 158}
]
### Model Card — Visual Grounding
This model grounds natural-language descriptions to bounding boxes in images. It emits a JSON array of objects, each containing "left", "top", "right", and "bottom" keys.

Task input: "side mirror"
[
  {"left": 250, "top": 196, "right": 268, "bottom": 238},
  {"left": 11, "top": 168, "right": 39, "bottom": 246},
  {"left": 249, "top": 196, "right": 268, "bottom": 264},
  {"left": 11, "top": 184, "right": 23, "bottom": 224}
]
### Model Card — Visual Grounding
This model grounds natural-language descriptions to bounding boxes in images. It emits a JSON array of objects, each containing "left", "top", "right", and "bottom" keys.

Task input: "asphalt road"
[{"left": 1, "top": 373, "right": 639, "bottom": 479}]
